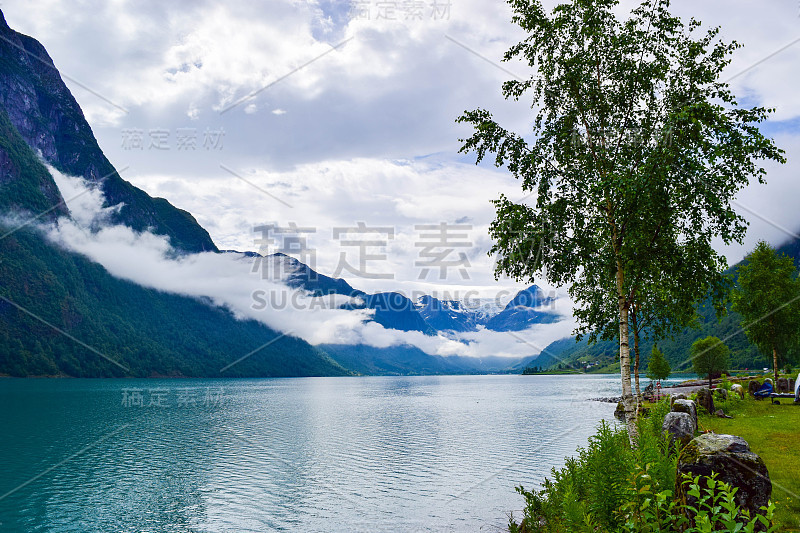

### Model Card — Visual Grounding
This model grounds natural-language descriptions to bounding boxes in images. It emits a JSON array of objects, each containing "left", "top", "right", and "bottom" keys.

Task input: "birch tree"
[{"left": 458, "top": 0, "right": 783, "bottom": 440}]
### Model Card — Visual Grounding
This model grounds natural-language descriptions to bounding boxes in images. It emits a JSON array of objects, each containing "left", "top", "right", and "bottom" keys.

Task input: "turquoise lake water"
[{"left": 0, "top": 374, "right": 652, "bottom": 532}]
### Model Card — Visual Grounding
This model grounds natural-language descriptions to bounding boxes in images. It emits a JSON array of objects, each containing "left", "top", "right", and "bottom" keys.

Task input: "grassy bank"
[
  {"left": 509, "top": 389, "right": 796, "bottom": 532},
  {"left": 700, "top": 395, "right": 800, "bottom": 531}
]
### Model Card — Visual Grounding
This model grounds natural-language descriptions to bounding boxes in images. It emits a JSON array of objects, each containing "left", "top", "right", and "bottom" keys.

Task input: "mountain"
[
  {"left": 273, "top": 252, "right": 434, "bottom": 334},
  {"left": 0, "top": 11, "right": 560, "bottom": 377},
  {"left": 0, "top": 12, "right": 216, "bottom": 253},
  {"left": 415, "top": 285, "right": 560, "bottom": 333},
  {"left": 0, "top": 12, "right": 344, "bottom": 377},
  {"left": 0, "top": 106, "right": 67, "bottom": 219},
  {"left": 416, "top": 295, "right": 482, "bottom": 332},
  {"left": 0, "top": 227, "right": 348, "bottom": 377},
  {"left": 320, "top": 344, "right": 526, "bottom": 375},
  {"left": 272, "top": 256, "right": 562, "bottom": 372},
  {"left": 484, "top": 285, "right": 559, "bottom": 332}
]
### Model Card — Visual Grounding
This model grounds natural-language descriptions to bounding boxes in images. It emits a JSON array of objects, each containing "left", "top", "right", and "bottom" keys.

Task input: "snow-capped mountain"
[{"left": 415, "top": 286, "right": 561, "bottom": 333}]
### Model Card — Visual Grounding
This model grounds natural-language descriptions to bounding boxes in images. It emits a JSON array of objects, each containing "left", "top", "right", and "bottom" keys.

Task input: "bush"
[
  {"left": 509, "top": 400, "right": 676, "bottom": 532},
  {"left": 508, "top": 401, "right": 777, "bottom": 532},
  {"left": 619, "top": 473, "right": 777, "bottom": 533}
]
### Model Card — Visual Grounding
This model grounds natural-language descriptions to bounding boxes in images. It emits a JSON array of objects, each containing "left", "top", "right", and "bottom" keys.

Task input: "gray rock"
[
  {"left": 777, "top": 378, "right": 789, "bottom": 393},
  {"left": 670, "top": 393, "right": 688, "bottom": 407},
  {"left": 662, "top": 412, "right": 696, "bottom": 448},
  {"left": 672, "top": 399, "right": 698, "bottom": 428},
  {"left": 730, "top": 384, "right": 744, "bottom": 399},
  {"left": 614, "top": 401, "right": 626, "bottom": 422},
  {"left": 748, "top": 380, "right": 761, "bottom": 395},
  {"left": 714, "top": 388, "right": 728, "bottom": 401},
  {"left": 677, "top": 434, "right": 771, "bottom": 528},
  {"left": 696, "top": 388, "right": 715, "bottom": 414}
]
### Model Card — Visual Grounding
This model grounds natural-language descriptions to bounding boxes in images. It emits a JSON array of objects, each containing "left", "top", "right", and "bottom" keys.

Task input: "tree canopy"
[
  {"left": 691, "top": 336, "right": 730, "bottom": 389},
  {"left": 646, "top": 345, "right": 671, "bottom": 382},
  {"left": 457, "top": 0, "right": 783, "bottom": 439},
  {"left": 732, "top": 241, "right": 800, "bottom": 382}
]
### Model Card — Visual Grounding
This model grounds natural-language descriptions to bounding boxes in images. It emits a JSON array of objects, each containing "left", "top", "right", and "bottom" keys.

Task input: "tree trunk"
[
  {"left": 616, "top": 267, "right": 637, "bottom": 443},
  {"left": 773, "top": 344, "right": 779, "bottom": 384},
  {"left": 632, "top": 306, "right": 641, "bottom": 408}
]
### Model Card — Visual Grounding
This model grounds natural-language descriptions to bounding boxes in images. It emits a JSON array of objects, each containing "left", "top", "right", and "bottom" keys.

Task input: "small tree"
[
  {"left": 691, "top": 336, "right": 730, "bottom": 389},
  {"left": 732, "top": 241, "right": 800, "bottom": 383},
  {"left": 646, "top": 345, "right": 671, "bottom": 382}
]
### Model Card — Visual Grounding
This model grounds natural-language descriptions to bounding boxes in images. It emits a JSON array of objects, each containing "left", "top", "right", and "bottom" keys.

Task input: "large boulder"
[
  {"left": 714, "top": 388, "right": 728, "bottom": 401},
  {"left": 696, "top": 388, "right": 715, "bottom": 414},
  {"left": 730, "top": 383, "right": 744, "bottom": 399},
  {"left": 672, "top": 399, "right": 698, "bottom": 428},
  {"left": 790, "top": 378, "right": 796, "bottom": 394},
  {"left": 677, "top": 434, "right": 771, "bottom": 527},
  {"left": 662, "top": 412, "right": 696, "bottom": 448},
  {"left": 748, "top": 380, "right": 761, "bottom": 395},
  {"left": 777, "top": 377, "right": 789, "bottom": 393}
]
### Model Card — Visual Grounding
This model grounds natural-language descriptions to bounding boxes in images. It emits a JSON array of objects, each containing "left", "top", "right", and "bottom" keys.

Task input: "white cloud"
[
  {"left": 42, "top": 167, "right": 569, "bottom": 359},
  {"left": 123, "top": 156, "right": 552, "bottom": 296}
]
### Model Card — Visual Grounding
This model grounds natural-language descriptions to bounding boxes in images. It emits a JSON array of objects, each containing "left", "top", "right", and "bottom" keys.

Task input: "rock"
[
  {"left": 662, "top": 411, "right": 696, "bottom": 448},
  {"left": 777, "top": 378, "right": 789, "bottom": 393},
  {"left": 730, "top": 384, "right": 744, "bottom": 399},
  {"left": 696, "top": 388, "right": 715, "bottom": 414},
  {"left": 670, "top": 393, "right": 688, "bottom": 407},
  {"left": 714, "top": 409, "right": 732, "bottom": 419},
  {"left": 614, "top": 401, "right": 626, "bottom": 422},
  {"left": 677, "top": 434, "right": 771, "bottom": 527},
  {"left": 672, "top": 399, "right": 698, "bottom": 428},
  {"left": 589, "top": 397, "right": 620, "bottom": 404},
  {"left": 790, "top": 379, "right": 796, "bottom": 393},
  {"left": 748, "top": 380, "right": 761, "bottom": 395},
  {"left": 714, "top": 388, "right": 728, "bottom": 401}
]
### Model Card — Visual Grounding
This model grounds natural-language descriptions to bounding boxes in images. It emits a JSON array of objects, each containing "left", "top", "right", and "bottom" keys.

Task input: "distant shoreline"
[{"left": 0, "top": 372, "right": 618, "bottom": 379}]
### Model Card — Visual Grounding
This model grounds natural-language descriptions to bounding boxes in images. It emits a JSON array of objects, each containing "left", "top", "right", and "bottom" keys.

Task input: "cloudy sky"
[{"left": 3, "top": 0, "right": 800, "bottom": 354}]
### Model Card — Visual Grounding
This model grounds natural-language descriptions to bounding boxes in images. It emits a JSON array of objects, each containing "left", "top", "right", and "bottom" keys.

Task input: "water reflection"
[{"left": 0, "top": 375, "right": 624, "bottom": 532}]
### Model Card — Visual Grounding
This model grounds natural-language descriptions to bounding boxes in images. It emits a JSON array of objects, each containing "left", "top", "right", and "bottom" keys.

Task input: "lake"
[{"left": 0, "top": 374, "right": 654, "bottom": 532}]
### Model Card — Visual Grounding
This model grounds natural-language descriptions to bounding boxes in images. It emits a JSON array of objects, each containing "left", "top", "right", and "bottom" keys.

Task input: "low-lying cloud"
[{"left": 43, "top": 165, "right": 574, "bottom": 360}]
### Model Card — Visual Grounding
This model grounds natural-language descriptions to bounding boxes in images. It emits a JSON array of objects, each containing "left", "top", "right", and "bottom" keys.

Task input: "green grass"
[{"left": 699, "top": 395, "right": 800, "bottom": 531}]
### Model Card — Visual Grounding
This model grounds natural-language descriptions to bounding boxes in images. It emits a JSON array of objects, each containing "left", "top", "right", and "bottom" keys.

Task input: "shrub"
[{"left": 508, "top": 402, "right": 777, "bottom": 532}]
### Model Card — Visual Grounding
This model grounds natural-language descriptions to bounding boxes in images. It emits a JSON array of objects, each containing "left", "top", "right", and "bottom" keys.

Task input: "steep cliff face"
[
  {"left": 0, "top": 107, "right": 67, "bottom": 218},
  {"left": 0, "top": 9, "right": 217, "bottom": 252}
]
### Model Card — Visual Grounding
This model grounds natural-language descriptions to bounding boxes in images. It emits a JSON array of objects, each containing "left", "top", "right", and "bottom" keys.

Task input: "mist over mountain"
[{"left": 0, "top": 10, "right": 566, "bottom": 377}]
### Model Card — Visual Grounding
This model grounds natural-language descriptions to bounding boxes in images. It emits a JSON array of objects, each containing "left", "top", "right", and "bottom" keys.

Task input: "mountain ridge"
[
  {"left": 0, "top": 11, "right": 560, "bottom": 377},
  {"left": 0, "top": 12, "right": 217, "bottom": 253}
]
